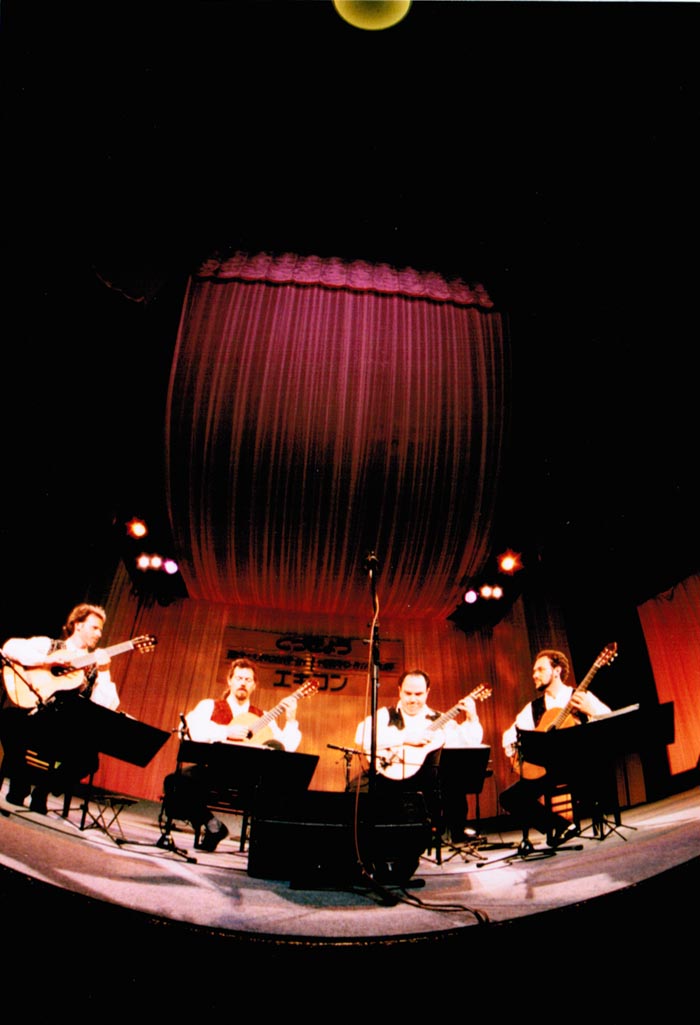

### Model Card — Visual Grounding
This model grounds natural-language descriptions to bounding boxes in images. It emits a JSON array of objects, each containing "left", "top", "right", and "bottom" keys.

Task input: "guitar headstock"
[
  {"left": 595, "top": 642, "right": 618, "bottom": 669},
  {"left": 133, "top": 635, "right": 158, "bottom": 654},
  {"left": 470, "top": 683, "right": 493, "bottom": 702},
  {"left": 297, "top": 678, "right": 320, "bottom": 699}
]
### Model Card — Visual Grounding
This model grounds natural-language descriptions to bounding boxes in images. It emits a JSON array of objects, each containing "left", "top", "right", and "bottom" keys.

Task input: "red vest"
[{"left": 211, "top": 699, "right": 264, "bottom": 725}]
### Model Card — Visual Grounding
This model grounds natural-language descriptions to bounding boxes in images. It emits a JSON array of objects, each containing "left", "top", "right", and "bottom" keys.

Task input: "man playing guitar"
[
  {"left": 1, "top": 603, "right": 122, "bottom": 814},
  {"left": 501, "top": 647, "right": 612, "bottom": 851},
  {"left": 162, "top": 657, "right": 305, "bottom": 851},
  {"left": 349, "top": 669, "right": 486, "bottom": 841},
  {"left": 354, "top": 668, "right": 485, "bottom": 780}
]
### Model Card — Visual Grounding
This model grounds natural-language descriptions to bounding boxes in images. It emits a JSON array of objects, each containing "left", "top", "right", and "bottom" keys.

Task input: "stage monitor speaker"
[{"left": 247, "top": 789, "right": 431, "bottom": 888}]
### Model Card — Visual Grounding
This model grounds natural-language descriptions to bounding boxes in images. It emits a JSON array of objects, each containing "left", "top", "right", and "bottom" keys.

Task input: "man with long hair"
[{"left": 1, "top": 603, "right": 120, "bottom": 814}]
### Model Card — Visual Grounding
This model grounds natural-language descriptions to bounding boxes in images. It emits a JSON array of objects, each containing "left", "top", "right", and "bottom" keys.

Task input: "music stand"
[
  {"left": 176, "top": 740, "right": 319, "bottom": 796},
  {"left": 65, "top": 703, "right": 170, "bottom": 845},
  {"left": 163, "top": 741, "right": 320, "bottom": 861},
  {"left": 438, "top": 745, "right": 492, "bottom": 861},
  {"left": 514, "top": 705, "right": 668, "bottom": 842}
]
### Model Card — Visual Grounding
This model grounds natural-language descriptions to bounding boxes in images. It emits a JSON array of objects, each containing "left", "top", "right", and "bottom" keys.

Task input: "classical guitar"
[
  {"left": 231, "top": 677, "right": 319, "bottom": 747},
  {"left": 512, "top": 642, "right": 619, "bottom": 780},
  {"left": 375, "top": 683, "right": 493, "bottom": 781},
  {"left": 1, "top": 635, "right": 158, "bottom": 709}
]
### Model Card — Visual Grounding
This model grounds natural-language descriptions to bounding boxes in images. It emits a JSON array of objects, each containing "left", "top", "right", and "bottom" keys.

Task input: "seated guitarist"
[
  {"left": 350, "top": 669, "right": 484, "bottom": 836},
  {"left": 501, "top": 648, "right": 611, "bottom": 851},
  {"left": 162, "top": 657, "right": 301, "bottom": 851},
  {"left": 1, "top": 603, "right": 121, "bottom": 814}
]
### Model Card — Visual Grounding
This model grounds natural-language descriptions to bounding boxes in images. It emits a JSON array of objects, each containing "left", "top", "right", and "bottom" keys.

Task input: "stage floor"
[{"left": 2, "top": 780, "right": 699, "bottom": 948}]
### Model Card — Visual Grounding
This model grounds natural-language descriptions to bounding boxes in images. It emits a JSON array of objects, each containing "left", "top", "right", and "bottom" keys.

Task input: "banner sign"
[{"left": 223, "top": 626, "right": 404, "bottom": 698}]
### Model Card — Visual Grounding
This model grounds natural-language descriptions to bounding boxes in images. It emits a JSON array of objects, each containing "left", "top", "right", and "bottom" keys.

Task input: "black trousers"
[
  {"left": 499, "top": 775, "right": 571, "bottom": 839},
  {"left": 162, "top": 765, "right": 221, "bottom": 829},
  {"left": 346, "top": 753, "right": 442, "bottom": 834},
  {"left": 0, "top": 703, "right": 98, "bottom": 802}
]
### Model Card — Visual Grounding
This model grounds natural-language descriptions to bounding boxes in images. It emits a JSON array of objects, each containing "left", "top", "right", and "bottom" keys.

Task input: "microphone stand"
[
  {"left": 326, "top": 744, "right": 363, "bottom": 790},
  {"left": 364, "top": 552, "right": 380, "bottom": 796},
  {"left": 352, "top": 552, "right": 406, "bottom": 906}
]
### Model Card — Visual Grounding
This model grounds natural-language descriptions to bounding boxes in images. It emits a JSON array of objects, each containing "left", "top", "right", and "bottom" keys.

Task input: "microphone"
[{"left": 363, "top": 551, "right": 379, "bottom": 573}]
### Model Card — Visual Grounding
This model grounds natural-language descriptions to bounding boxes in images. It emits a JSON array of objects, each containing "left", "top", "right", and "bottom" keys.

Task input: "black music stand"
[
  {"left": 66, "top": 703, "right": 170, "bottom": 845},
  {"left": 515, "top": 704, "right": 673, "bottom": 842},
  {"left": 162, "top": 740, "right": 320, "bottom": 861},
  {"left": 438, "top": 745, "right": 492, "bottom": 862},
  {"left": 175, "top": 740, "right": 319, "bottom": 813}
]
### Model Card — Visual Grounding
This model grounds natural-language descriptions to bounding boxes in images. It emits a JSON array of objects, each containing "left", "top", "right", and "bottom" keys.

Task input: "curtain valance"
[{"left": 196, "top": 251, "right": 495, "bottom": 308}]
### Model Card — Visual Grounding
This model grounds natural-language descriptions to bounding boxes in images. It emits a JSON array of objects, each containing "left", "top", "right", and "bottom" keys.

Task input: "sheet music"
[{"left": 590, "top": 703, "right": 640, "bottom": 722}]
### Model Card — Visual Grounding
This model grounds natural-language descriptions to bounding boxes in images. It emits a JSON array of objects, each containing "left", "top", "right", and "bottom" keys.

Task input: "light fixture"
[
  {"left": 126, "top": 517, "right": 148, "bottom": 539},
  {"left": 135, "top": 553, "right": 177, "bottom": 573},
  {"left": 333, "top": 1, "right": 412, "bottom": 32},
  {"left": 497, "top": 550, "right": 523, "bottom": 575}
]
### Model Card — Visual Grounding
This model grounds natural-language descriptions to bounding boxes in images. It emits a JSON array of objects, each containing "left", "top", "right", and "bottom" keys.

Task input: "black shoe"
[
  {"left": 550, "top": 824, "right": 580, "bottom": 848},
  {"left": 199, "top": 818, "right": 229, "bottom": 852},
  {"left": 5, "top": 790, "right": 29, "bottom": 807},
  {"left": 29, "top": 794, "right": 48, "bottom": 815},
  {"left": 518, "top": 838, "right": 535, "bottom": 856}
]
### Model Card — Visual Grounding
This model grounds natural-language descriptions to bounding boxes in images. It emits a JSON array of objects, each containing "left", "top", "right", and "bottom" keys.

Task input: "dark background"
[{"left": 2, "top": 2, "right": 699, "bottom": 666}]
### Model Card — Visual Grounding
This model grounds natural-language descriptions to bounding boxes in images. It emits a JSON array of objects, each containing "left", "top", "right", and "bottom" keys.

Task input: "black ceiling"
[{"left": 2, "top": 1, "right": 699, "bottom": 637}]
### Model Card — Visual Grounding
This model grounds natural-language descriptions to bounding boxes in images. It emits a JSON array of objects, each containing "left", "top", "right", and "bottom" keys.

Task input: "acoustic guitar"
[
  {"left": 1, "top": 635, "right": 157, "bottom": 709},
  {"left": 374, "top": 683, "right": 492, "bottom": 780},
  {"left": 511, "top": 642, "right": 619, "bottom": 780},
  {"left": 230, "top": 677, "right": 319, "bottom": 747}
]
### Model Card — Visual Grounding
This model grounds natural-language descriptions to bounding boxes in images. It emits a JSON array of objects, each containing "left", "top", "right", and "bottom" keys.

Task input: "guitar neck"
[
  {"left": 68, "top": 639, "right": 138, "bottom": 670},
  {"left": 248, "top": 681, "right": 317, "bottom": 736},
  {"left": 429, "top": 703, "right": 463, "bottom": 732},
  {"left": 550, "top": 667, "right": 600, "bottom": 730},
  {"left": 249, "top": 698, "right": 289, "bottom": 734},
  {"left": 428, "top": 686, "right": 490, "bottom": 732}
]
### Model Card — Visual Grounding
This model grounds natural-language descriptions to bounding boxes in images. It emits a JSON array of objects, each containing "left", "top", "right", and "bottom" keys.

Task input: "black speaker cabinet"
[{"left": 247, "top": 790, "right": 431, "bottom": 888}]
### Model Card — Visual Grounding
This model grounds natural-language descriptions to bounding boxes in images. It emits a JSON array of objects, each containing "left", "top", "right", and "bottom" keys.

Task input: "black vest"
[{"left": 387, "top": 705, "right": 440, "bottom": 729}]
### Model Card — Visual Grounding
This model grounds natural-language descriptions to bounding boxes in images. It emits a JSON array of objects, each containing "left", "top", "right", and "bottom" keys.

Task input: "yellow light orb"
[{"left": 333, "top": 1, "right": 412, "bottom": 32}]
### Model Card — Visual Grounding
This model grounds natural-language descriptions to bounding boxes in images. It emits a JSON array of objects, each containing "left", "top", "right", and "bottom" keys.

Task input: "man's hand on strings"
[{"left": 280, "top": 695, "right": 298, "bottom": 720}]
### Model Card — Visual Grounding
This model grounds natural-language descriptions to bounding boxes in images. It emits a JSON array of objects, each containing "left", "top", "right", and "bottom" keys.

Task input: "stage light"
[
  {"left": 135, "top": 552, "right": 180, "bottom": 576},
  {"left": 333, "top": 1, "right": 412, "bottom": 31},
  {"left": 464, "top": 588, "right": 478, "bottom": 604},
  {"left": 126, "top": 517, "right": 148, "bottom": 539},
  {"left": 497, "top": 550, "right": 523, "bottom": 575}
]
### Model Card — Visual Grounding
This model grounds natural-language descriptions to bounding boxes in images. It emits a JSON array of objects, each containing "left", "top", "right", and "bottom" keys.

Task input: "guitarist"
[
  {"left": 161, "top": 657, "right": 301, "bottom": 852},
  {"left": 350, "top": 669, "right": 484, "bottom": 836},
  {"left": 500, "top": 649, "right": 611, "bottom": 850},
  {"left": 0, "top": 603, "right": 121, "bottom": 814}
]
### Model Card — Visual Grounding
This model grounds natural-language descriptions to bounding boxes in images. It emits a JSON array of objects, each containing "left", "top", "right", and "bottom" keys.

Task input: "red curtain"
[
  {"left": 165, "top": 252, "right": 507, "bottom": 620},
  {"left": 637, "top": 574, "right": 700, "bottom": 775}
]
